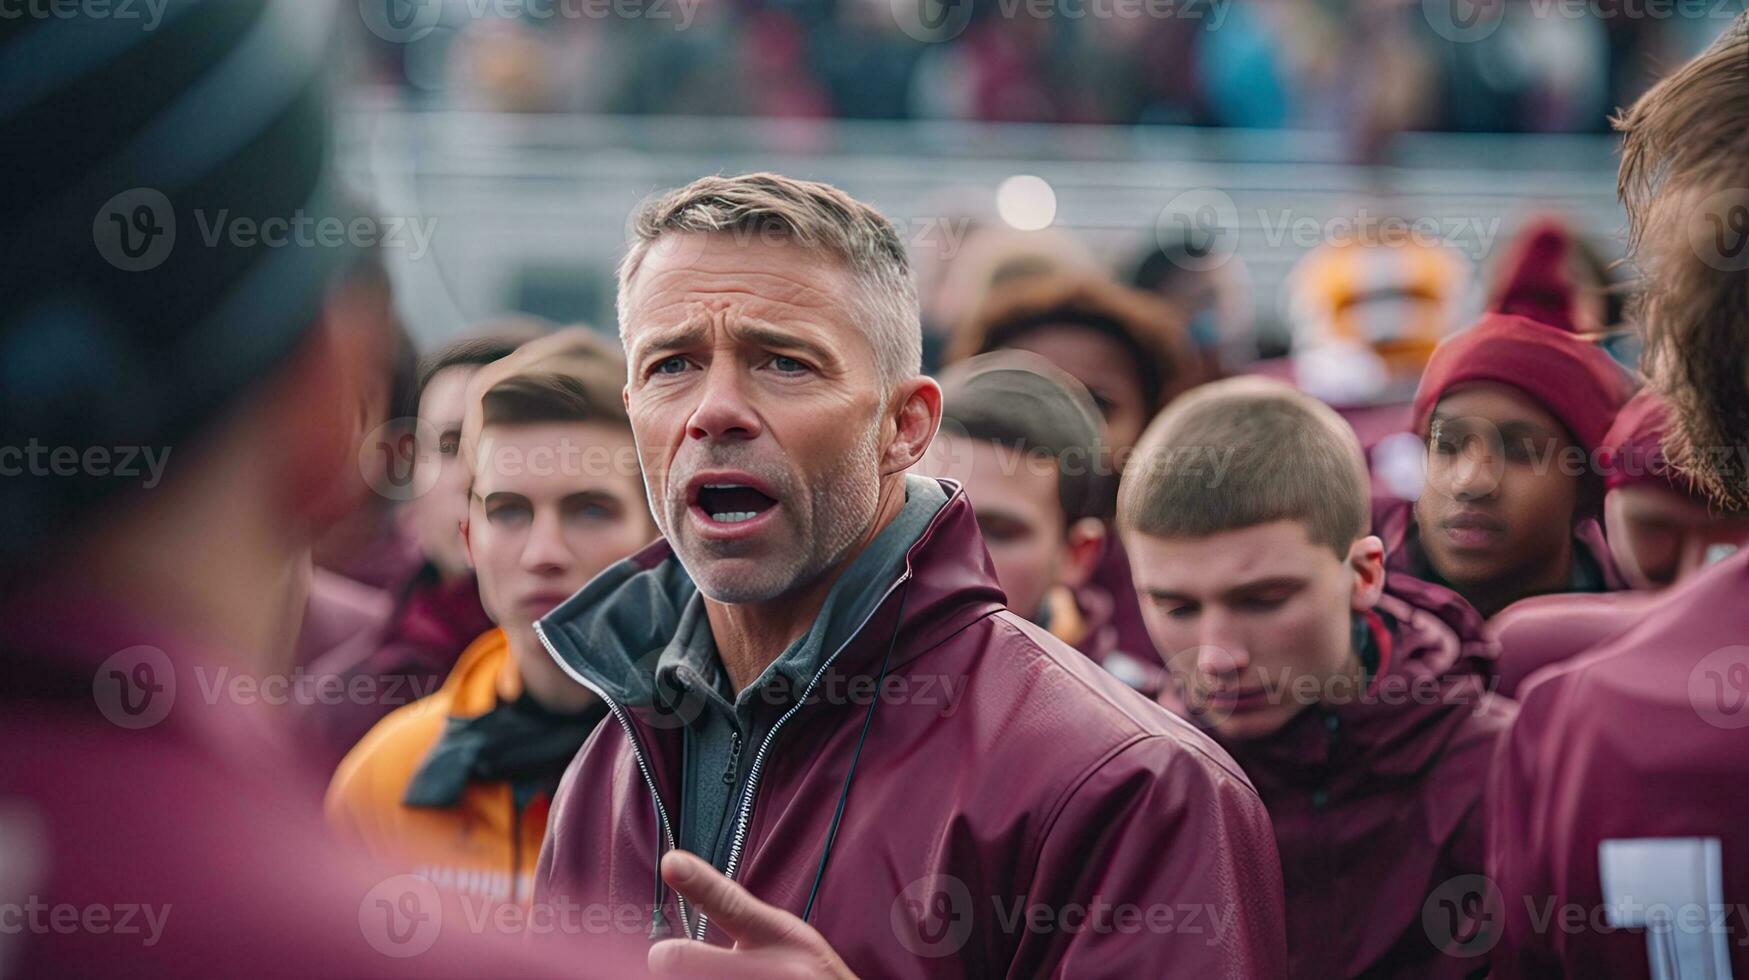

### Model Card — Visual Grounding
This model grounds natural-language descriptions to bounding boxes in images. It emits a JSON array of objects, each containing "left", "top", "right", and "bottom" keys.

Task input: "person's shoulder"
[
  {"left": 1524, "top": 552, "right": 1749, "bottom": 705},
  {"left": 953, "top": 609, "right": 1256, "bottom": 791},
  {"left": 325, "top": 690, "right": 451, "bottom": 817}
]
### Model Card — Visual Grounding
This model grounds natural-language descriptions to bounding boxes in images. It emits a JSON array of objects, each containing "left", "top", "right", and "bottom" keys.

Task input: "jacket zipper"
[
  {"left": 721, "top": 732, "right": 743, "bottom": 785},
  {"left": 692, "top": 571, "right": 913, "bottom": 942},
  {"left": 510, "top": 789, "right": 524, "bottom": 905},
  {"left": 533, "top": 620, "right": 691, "bottom": 933}
]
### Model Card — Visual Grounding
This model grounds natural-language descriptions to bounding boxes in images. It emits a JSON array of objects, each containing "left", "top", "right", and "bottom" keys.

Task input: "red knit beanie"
[
  {"left": 1411, "top": 221, "right": 1633, "bottom": 453},
  {"left": 1599, "top": 390, "right": 1702, "bottom": 498}
]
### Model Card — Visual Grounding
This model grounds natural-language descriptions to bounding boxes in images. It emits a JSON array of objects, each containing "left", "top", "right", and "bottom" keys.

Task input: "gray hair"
[{"left": 617, "top": 173, "right": 922, "bottom": 387}]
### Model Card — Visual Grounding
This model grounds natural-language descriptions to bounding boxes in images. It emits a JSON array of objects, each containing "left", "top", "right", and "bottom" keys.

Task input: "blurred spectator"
[
  {"left": 920, "top": 222, "right": 1099, "bottom": 371},
  {"left": 947, "top": 270, "right": 1197, "bottom": 690},
  {"left": 1257, "top": 216, "right": 1472, "bottom": 448},
  {"left": 949, "top": 270, "right": 1195, "bottom": 461},
  {"left": 303, "top": 325, "right": 545, "bottom": 773},
  {"left": 311, "top": 317, "right": 424, "bottom": 591},
  {"left": 1129, "top": 232, "right": 1258, "bottom": 379},
  {"left": 1374, "top": 222, "right": 1635, "bottom": 621},
  {"left": 923, "top": 352, "right": 1172, "bottom": 700},
  {"left": 1487, "top": 390, "right": 1749, "bottom": 696}
]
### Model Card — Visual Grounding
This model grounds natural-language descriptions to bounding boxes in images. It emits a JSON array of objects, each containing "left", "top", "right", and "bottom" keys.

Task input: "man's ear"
[
  {"left": 1348, "top": 534, "right": 1387, "bottom": 612},
  {"left": 269, "top": 274, "right": 394, "bottom": 531},
  {"left": 1059, "top": 517, "right": 1107, "bottom": 590},
  {"left": 459, "top": 510, "right": 476, "bottom": 571},
  {"left": 881, "top": 376, "right": 943, "bottom": 475}
]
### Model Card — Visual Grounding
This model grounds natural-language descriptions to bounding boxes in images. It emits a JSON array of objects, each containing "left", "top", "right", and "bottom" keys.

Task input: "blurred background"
[{"left": 340, "top": 0, "right": 1739, "bottom": 365}]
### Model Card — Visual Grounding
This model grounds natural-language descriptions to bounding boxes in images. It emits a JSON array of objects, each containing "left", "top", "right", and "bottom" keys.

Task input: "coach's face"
[{"left": 621, "top": 233, "right": 921, "bottom": 603}]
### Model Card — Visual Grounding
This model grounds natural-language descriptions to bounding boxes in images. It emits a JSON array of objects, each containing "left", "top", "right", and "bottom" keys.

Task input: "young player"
[{"left": 1121, "top": 377, "right": 1514, "bottom": 978}]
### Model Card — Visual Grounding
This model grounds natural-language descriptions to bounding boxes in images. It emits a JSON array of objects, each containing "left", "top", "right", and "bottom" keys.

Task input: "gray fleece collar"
[{"left": 537, "top": 475, "right": 949, "bottom": 713}]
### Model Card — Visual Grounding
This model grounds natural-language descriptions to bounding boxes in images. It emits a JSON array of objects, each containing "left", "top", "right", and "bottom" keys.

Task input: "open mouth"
[{"left": 695, "top": 484, "right": 779, "bottom": 525}]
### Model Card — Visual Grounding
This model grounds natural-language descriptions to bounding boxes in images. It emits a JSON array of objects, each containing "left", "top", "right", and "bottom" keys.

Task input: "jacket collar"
[
  {"left": 1218, "top": 586, "right": 1494, "bottom": 778},
  {"left": 535, "top": 477, "right": 1007, "bottom": 719}
]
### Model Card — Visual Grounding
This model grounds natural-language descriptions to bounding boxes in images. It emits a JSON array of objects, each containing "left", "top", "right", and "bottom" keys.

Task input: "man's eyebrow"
[
  {"left": 1221, "top": 576, "right": 1307, "bottom": 600},
  {"left": 1144, "top": 588, "right": 1196, "bottom": 603},
  {"left": 1497, "top": 419, "right": 1557, "bottom": 440},
  {"left": 734, "top": 323, "right": 840, "bottom": 368},
  {"left": 477, "top": 490, "right": 530, "bottom": 505},
  {"left": 629, "top": 322, "right": 709, "bottom": 365}
]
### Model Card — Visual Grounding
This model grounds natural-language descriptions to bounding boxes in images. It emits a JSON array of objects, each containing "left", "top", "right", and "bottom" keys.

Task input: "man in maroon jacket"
[
  {"left": 1487, "top": 15, "right": 1749, "bottom": 979},
  {"left": 1119, "top": 376, "right": 1515, "bottom": 978},
  {"left": 532, "top": 173, "right": 1287, "bottom": 978}
]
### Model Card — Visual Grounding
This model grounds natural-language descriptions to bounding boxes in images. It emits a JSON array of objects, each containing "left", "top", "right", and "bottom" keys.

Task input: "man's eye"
[
  {"left": 770, "top": 355, "right": 808, "bottom": 374},
  {"left": 1161, "top": 604, "right": 1197, "bottom": 621},
  {"left": 1239, "top": 596, "right": 1289, "bottom": 613},
  {"left": 652, "top": 356, "right": 690, "bottom": 376},
  {"left": 1505, "top": 438, "right": 1542, "bottom": 463},
  {"left": 486, "top": 505, "right": 531, "bottom": 526}
]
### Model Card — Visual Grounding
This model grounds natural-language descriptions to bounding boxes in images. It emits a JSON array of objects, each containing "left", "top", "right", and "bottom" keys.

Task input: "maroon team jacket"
[
  {"left": 0, "top": 585, "right": 612, "bottom": 977},
  {"left": 1215, "top": 583, "right": 1518, "bottom": 978},
  {"left": 1488, "top": 548, "right": 1749, "bottom": 979},
  {"left": 532, "top": 480, "right": 1288, "bottom": 977}
]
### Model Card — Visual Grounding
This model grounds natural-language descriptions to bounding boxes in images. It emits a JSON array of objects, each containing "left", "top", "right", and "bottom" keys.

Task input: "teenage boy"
[
  {"left": 920, "top": 351, "right": 1169, "bottom": 698},
  {"left": 1487, "top": 389, "right": 1749, "bottom": 695},
  {"left": 947, "top": 271, "right": 1197, "bottom": 690},
  {"left": 1375, "top": 222, "right": 1634, "bottom": 622},
  {"left": 1489, "top": 18, "right": 1749, "bottom": 976},
  {"left": 1120, "top": 376, "right": 1516, "bottom": 979},
  {"left": 327, "top": 330, "right": 654, "bottom": 905}
]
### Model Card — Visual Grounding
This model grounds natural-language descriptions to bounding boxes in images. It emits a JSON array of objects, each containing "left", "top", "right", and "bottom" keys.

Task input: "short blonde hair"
[
  {"left": 459, "top": 327, "right": 629, "bottom": 478},
  {"left": 617, "top": 172, "right": 921, "bottom": 386},
  {"left": 1118, "top": 377, "right": 1370, "bottom": 557}
]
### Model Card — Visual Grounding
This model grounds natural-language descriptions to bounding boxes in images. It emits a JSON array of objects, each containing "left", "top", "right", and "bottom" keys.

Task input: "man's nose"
[
  {"left": 686, "top": 361, "right": 763, "bottom": 442},
  {"left": 1194, "top": 612, "right": 1249, "bottom": 676},
  {"left": 1448, "top": 441, "right": 1501, "bottom": 502},
  {"left": 520, "top": 507, "right": 573, "bottom": 573}
]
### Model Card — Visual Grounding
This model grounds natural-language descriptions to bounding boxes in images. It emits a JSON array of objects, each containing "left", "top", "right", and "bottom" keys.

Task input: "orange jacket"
[{"left": 326, "top": 629, "right": 552, "bottom": 906}]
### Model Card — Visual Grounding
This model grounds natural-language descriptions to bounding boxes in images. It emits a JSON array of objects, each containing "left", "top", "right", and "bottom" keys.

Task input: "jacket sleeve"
[{"left": 1008, "top": 735, "right": 1288, "bottom": 979}]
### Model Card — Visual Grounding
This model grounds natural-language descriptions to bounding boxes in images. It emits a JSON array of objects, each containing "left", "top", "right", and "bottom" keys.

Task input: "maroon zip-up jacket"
[
  {"left": 0, "top": 585, "right": 620, "bottom": 977},
  {"left": 533, "top": 480, "right": 1288, "bottom": 977},
  {"left": 1487, "top": 548, "right": 1749, "bottom": 978},
  {"left": 1215, "top": 585, "right": 1517, "bottom": 978}
]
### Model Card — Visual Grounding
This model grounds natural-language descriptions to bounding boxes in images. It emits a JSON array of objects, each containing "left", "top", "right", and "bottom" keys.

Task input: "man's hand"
[{"left": 647, "top": 850, "right": 859, "bottom": 980}]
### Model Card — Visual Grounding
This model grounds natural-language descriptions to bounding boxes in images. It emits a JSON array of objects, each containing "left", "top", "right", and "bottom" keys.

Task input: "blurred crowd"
[{"left": 364, "top": 0, "right": 1729, "bottom": 136}]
